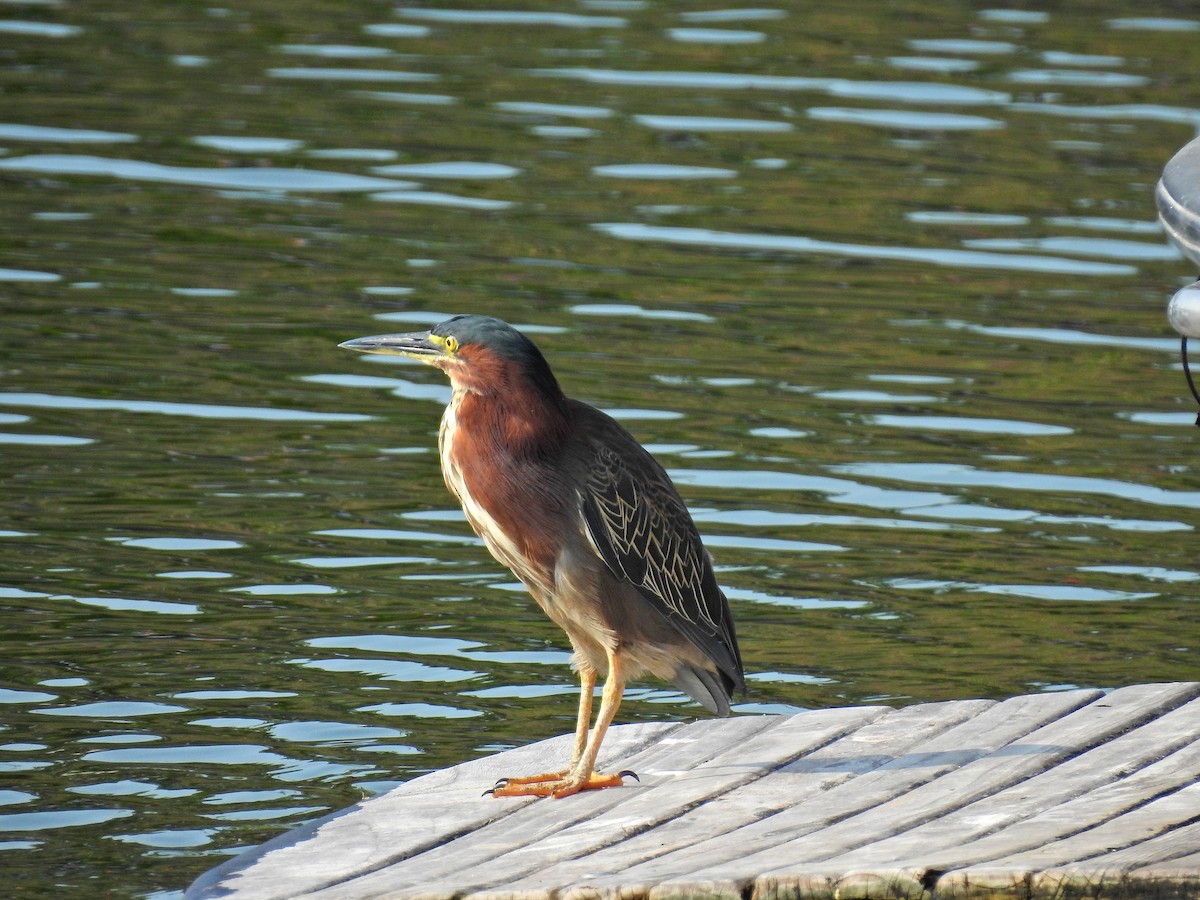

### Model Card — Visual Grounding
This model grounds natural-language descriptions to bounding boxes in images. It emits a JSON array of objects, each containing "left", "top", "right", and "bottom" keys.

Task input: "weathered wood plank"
[
  {"left": 302, "top": 715, "right": 781, "bottom": 899},
  {"left": 306, "top": 707, "right": 884, "bottom": 899},
  {"left": 938, "top": 862, "right": 1200, "bottom": 900},
  {"left": 529, "top": 697, "right": 1000, "bottom": 898},
  {"left": 638, "top": 687, "right": 1102, "bottom": 897},
  {"left": 187, "top": 721, "right": 677, "bottom": 900},
  {"left": 970, "top": 780, "right": 1200, "bottom": 872},
  {"left": 1032, "top": 871, "right": 1200, "bottom": 900},
  {"left": 1124, "top": 822, "right": 1200, "bottom": 870},
  {"left": 904, "top": 700, "right": 1200, "bottom": 875},
  {"left": 737, "top": 683, "right": 1199, "bottom": 899},
  {"left": 753, "top": 868, "right": 929, "bottom": 900},
  {"left": 796, "top": 687, "right": 1200, "bottom": 871},
  {"left": 186, "top": 683, "right": 1200, "bottom": 900}
]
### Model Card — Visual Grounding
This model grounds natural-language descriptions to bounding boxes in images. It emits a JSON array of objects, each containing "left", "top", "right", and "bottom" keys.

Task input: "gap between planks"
[{"left": 186, "top": 682, "right": 1200, "bottom": 900}]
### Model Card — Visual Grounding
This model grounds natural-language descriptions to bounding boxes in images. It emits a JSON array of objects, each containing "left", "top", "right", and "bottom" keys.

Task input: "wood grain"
[{"left": 186, "top": 683, "right": 1200, "bottom": 900}]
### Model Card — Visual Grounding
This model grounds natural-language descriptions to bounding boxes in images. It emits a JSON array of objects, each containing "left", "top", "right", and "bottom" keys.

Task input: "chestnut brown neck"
[{"left": 444, "top": 344, "right": 571, "bottom": 459}]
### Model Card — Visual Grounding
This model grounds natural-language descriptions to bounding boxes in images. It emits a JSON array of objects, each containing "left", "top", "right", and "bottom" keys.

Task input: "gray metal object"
[
  {"left": 1157, "top": 134, "right": 1200, "bottom": 271},
  {"left": 1159, "top": 137, "right": 1200, "bottom": 342}
]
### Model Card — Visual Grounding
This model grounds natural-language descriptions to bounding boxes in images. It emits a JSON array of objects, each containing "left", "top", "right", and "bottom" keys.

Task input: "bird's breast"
[{"left": 439, "top": 398, "right": 553, "bottom": 594}]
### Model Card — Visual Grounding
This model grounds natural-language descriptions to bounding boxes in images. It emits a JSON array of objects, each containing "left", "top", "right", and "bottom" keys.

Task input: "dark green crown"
[{"left": 433, "top": 315, "right": 562, "bottom": 397}]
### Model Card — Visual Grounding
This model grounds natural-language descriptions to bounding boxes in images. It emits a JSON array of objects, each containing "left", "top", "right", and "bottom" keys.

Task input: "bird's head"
[{"left": 340, "top": 315, "right": 564, "bottom": 401}]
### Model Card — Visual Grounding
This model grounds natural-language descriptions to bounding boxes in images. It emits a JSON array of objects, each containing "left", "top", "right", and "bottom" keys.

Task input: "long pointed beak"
[{"left": 339, "top": 331, "right": 443, "bottom": 359}]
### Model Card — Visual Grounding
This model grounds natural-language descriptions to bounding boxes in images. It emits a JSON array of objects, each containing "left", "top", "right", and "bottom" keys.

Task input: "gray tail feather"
[{"left": 670, "top": 664, "right": 732, "bottom": 716}]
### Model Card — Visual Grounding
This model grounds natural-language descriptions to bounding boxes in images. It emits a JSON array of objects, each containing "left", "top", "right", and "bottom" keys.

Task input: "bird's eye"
[{"left": 445, "top": 336, "right": 459, "bottom": 353}]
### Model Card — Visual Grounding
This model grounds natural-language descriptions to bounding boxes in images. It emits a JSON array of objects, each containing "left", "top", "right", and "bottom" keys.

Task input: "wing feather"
[{"left": 579, "top": 441, "right": 740, "bottom": 683}]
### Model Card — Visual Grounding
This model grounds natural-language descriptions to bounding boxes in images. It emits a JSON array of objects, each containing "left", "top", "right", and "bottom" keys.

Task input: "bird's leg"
[
  {"left": 569, "top": 664, "right": 596, "bottom": 769},
  {"left": 554, "top": 651, "right": 626, "bottom": 797},
  {"left": 491, "top": 654, "right": 632, "bottom": 799},
  {"left": 491, "top": 666, "right": 595, "bottom": 789}
]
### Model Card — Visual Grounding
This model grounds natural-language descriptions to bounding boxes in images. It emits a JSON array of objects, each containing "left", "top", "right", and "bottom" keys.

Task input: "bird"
[{"left": 340, "top": 315, "right": 743, "bottom": 798}]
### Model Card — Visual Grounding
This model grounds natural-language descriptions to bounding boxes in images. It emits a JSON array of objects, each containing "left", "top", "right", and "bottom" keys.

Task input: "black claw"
[
  {"left": 494, "top": 778, "right": 510, "bottom": 788},
  {"left": 619, "top": 769, "right": 640, "bottom": 782},
  {"left": 482, "top": 788, "right": 495, "bottom": 797}
]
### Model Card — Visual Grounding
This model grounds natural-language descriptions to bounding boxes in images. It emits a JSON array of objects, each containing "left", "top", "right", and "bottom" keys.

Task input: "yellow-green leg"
[{"left": 491, "top": 653, "right": 631, "bottom": 799}]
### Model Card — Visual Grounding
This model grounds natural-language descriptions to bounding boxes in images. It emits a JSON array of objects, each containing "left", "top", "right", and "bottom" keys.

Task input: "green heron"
[{"left": 340, "top": 315, "right": 743, "bottom": 798}]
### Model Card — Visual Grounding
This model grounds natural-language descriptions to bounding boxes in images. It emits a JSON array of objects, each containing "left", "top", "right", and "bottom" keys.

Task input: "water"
[{"left": 1, "top": 2, "right": 1197, "bottom": 896}]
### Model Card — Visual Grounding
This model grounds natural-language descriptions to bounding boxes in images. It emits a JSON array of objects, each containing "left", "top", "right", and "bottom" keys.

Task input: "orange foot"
[{"left": 488, "top": 769, "right": 638, "bottom": 799}]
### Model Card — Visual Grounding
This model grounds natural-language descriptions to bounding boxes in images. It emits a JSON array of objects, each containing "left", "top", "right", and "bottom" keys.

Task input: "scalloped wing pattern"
[{"left": 581, "top": 444, "right": 720, "bottom": 633}]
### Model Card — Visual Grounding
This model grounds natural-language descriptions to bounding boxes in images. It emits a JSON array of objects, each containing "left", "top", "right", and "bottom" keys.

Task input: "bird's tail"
[{"left": 670, "top": 664, "right": 733, "bottom": 716}]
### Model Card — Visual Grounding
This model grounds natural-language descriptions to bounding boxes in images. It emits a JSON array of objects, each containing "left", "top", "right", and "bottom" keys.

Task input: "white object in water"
[{"left": 1167, "top": 281, "right": 1200, "bottom": 338}]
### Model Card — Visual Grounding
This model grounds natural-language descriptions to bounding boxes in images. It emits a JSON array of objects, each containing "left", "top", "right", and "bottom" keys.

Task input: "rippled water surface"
[{"left": 2, "top": 2, "right": 1198, "bottom": 896}]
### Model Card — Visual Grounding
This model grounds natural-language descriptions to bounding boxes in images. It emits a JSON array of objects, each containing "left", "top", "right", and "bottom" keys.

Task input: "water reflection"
[
  {"left": 815, "top": 389, "right": 937, "bottom": 403},
  {"left": 1046, "top": 216, "right": 1162, "bottom": 234},
  {"left": 494, "top": 100, "right": 613, "bottom": 118},
  {"left": 570, "top": 302, "right": 715, "bottom": 321},
  {"left": 292, "top": 556, "right": 433, "bottom": 568},
  {"left": 535, "top": 68, "right": 1010, "bottom": 104},
  {"left": 314, "top": 527, "right": 482, "bottom": 545},
  {"left": 723, "top": 586, "right": 868, "bottom": 611},
  {"left": 191, "top": 136, "right": 304, "bottom": 153},
  {"left": 113, "top": 829, "right": 215, "bottom": 848},
  {"left": 594, "top": 223, "right": 1138, "bottom": 275},
  {"left": 278, "top": 44, "right": 396, "bottom": 60},
  {"left": 530, "top": 125, "right": 595, "bottom": 139},
  {"left": 8, "top": 588, "right": 204, "bottom": 616},
  {"left": 1010, "top": 101, "right": 1200, "bottom": 127},
  {"left": 71, "top": 781, "right": 197, "bottom": 800},
  {"left": 633, "top": 114, "right": 793, "bottom": 133},
  {"left": 352, "top": 89, "right": 457, "bottom": 105},
  {"left": 907, "top": 38, "right": 1017, "bottom": 54},
  {"left": 372, "top": 162, "right": 521, "bottom": 178},
  {"left": 3, "top": 1, "right": 1199, "bottom": 896},
  {"left": 115, "top": 538, "right": 242, "bottom": 550},
  {"left": 963, "top": 236, "right": 1178, "bottom": 261},
  {"left": 370, "top": 190, "right": 513, "bottom": 210},
  {"left": 834, "top": 463, "right": 1200, "bottom": 511},
  {"left": 0, "top": 267, "right": 60, "bottom": 282},
  {"left": 808, "top": 108, "right": 1003, "bottom": 131},
  {"left": 156, "top": 573, "right": 232, "bottom": 580},
  {"left": 667, "top": 28, "right": 766, "bottom": 45},
  {"left": 358, "top": 702, "right": 481, "bottom": 719},
  {"left": 0, "top": 21, "right": 82, "bottom": 38},
  {"left": 979, "top": 9, "right": 1048, "bottom": 23},
  {"left": 942, "top": 320, "right": 1176, "bottom": 351},
  {"left": 0, "top": 432, "right": 92, "bottom": 446},
  {"left": 890, "top": 577, "right": 1158, "bottom": 603},
  {"left": 0, "top": 124, "right": 136, "bottom": 143},
  {"left": 1108, "top": 17, "right": 1200, "bottom": 31},
  {"left": 1007, "top": 69, "right": 1149, "bottom": 87},
  {"left": 0, "top": 810, "right": 133, "bottom": 831},
  {"left": 0, "top": 155, "right": 417, "bottom": 193},
  {"left": 362, "top": 23, "right": 431, "bottom": 38},
  {"left": 593, "top": 164, "right": 736, "bottom": 179},
  {"left": 293, "top": 657, "right": 483, "bottom": 683},
  {"left": 0, "top": 689, "right": 58, "bottom": 704},
  {"left": 227, "top": 585, "right": 338, "bottom": 596},
  {"left": 678, "top": 9, "right": 786, "bottom": 23},
  {"left": 394, "top": 8, "right": 627, "bottom": 27},
  {"left": 1079, "top": 565, "right": 1200, "bottom": 582},
  {"left": 34, "top": 702, "right": 189, "bottom": 718},
  {"left": 886, "top": 57, "right": 979, "bottom": 74},
  {"left": 0, "top": 392, "right": 372, "bottom": 421},
  {"left": 267, "top": 67, "right": 438, "bottom": 83},
  {"left": 865, "top": 415, "right": 1072, "bottom": 436}
]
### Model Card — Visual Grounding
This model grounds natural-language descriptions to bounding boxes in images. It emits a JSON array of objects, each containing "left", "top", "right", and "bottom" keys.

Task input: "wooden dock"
[{"left": 186, "top": 682, "right": 1200, "bottom": 899}]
